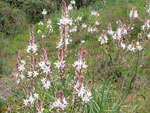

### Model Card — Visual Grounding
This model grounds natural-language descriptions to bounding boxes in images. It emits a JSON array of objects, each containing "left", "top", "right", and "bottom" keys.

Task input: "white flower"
[
  {"left": 68, "top": 4, "right": 73, "bottom": 10},
  {"left": 37, "top": 108, "right": 44, "bottom": 113},
  {"left": 51, "top": 98, "right": 68, "bottom": 111},
  {"left": 98, "top": 35, "right": 108, "bottom": 44},
  {"left": 54, "top": 60, "right": 65, "bottom": 70},
  {"left": 88, "top": 27, "right": 97, "bottom": 33},
  {"left": 29, "top": 95, "right": 35, "bottom": 105},
  {"left": 81, "top": 91, "right": 92, "bottom": 103},
  {"left": 141, "top": 19, "right": 150, "bottom": 31},
  {"left": 16, "top": 79, "right": 20, "bottom": 84},
  {"left": 91, "top": 11, "right": 99, "bottom": 17},
  {"left": 39, "top": 61, "right": 50, "bottom": 75},
  {"left": 47, "top": 19, "right": 52, "bottom": 24},
  {"left": 42, "top": 9, "right": 47, "bottom": 15},
  {"left": 74, "top": 80, "right": 92, "bottom": 103},
  {"left": 18, "top": 64, "right": 25, "bottom": 72},
  {"left": 20, "top": 74, "right": 25, "bottom": 80},
  {"left": 42, "top": 34, "right": 46, "bottom": 38},
  {"left": 44, "top": 80, "right": 50, "bottom": 89},
  {"left": 41, "top": 78, "right": 50, "bottom": 89},
  {"left": 34, "top": 93, "right": 39, "bottom": 99},
  {"left": 73, "top": 60, "right": 87, "bottom": 72},
  {"left": 41, "top": 78, "right": 46, "bottom": 84},
  {"left": 58, "top": 17, "right": 73, "bottom": 26},
  {"left": 128, "top": 44, "right": 136, "bottom": 52},
  {"left": 82, "top": 23, "right": 87, "bottom": 29},
  {"left": 28, "top": 71, "right": 32, "bottom": 77},
  {"left": 95, "top": 21, "right": 100, "bottom": 26},
  {"left": 37, "top": 30, "right": 41, "bottom": 34},
  {"left": 74, "top": 82, "right": 85, "bottom": 97},
  {"left": 129, "top": 7, "right": 138, "bottom": 18},
  {"left": 71, "top": 0, "right": 75, "bottom": 5},
  {"left": 33, "top": 71, "right": 39, "bottom": 77},
  {"left": 107, "top": 30, "right": 114, "bottom": 35},
  {"left": 136, "top": 41, "right": 142, "bottom": 51},
  {"left": 14, "top": 73, "right": 19, "bottom": 78},
  {"left": 76, "top": 16, "right": 82, "bottom": 22},
  {"left": 121, "top": 42, "right": 126, "bottom": 49},
  {"left": 39, "top": 21, "right": 44, "bottom": 26},
  {"left": 70, "top": 26, "right": 77, "bottom": 32},
  {"left": 81, "top": 40, "right": 85, "bottom": 44},
  {"left": 21, "top": 60, "right": 26, "bottom": 65},
  {"left": 26, "top": 43, "right": 38, "bottom": 53},
  {"left": 147, "top": 33, "right": 150, "bottom": 39},
  {"left": 23, "top": 99, "right": 29, "bottom": 106}
]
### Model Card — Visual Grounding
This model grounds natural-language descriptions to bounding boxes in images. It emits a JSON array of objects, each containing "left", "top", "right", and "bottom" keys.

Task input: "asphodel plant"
[{"left": 14, "top": 0, "right": 92, "bottom": 112}]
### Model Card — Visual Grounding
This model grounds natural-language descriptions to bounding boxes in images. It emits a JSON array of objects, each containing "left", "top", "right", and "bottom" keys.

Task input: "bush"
[
  {"left": 0, "top": 1, "right": 27, "bottom": 36},
  {"left": 21, "top": 0, "right": 57, "bottom": 23}
]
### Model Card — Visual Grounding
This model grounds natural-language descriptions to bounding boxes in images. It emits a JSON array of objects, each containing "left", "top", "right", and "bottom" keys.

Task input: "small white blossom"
[
  {"left": 37, "top": 30, "right": 41, "bottom": 34},
  {"left": 39, "top": 21, "right": 44, "bottom": 26},
  {"left": 23, "top": 99, "right": 29, "bottom": 106},
  {"left": 82, "top": 23, "right": 87, "bottom": 29},
  {"left": 39, "top": 61, "right": 51, "bottom": 75},
  {"left": 147, "top": 33, "right": 150, "bottom": 39},
  {"left": 28, "top": 71, "right": 32, "bottom": 77},
  {"left": 20, "top": 74, "right": 25, "bottom": 80},
  {"left": 91, "top": 11, "right": 99, "bottom": 17},
  {"left": 41, "top": 78, "right": 50, "bottom": 89},
  {"left": 58, "top": 17, "right": 73, "bottom": 26},
  {"left": 81, "top": 40, "right": 85, "bottom": 44},
  {"left": 42, "top": 9, "right": 47, "bottom": 15},
  {"left": 136, "top": 41, "right": 142, "bottom": 51},
  {"left": 33, "top": 71, "right": 39, "bottom": 77},
  {"left": 98, "top": 32, "right": 108, "bottom": 45},
  {"left": 26, "top": 43, "right": 38, "bottom": 54},
  {"left": 128, "top": 44, "right": 136, "bottom": 52},
  {"left": 71, "top": 0, "right": 75, "bottom": 5},
  {"left": 121, "top": 42, "right": 126, "bottom": 49},
  {"left": 42, "top": 34, "right": 46, "bottom": 38},
  {"left": 51, "top": 98, "right": 68, "bottom": 111},
  {"left": 18, "top": 64, "right": 25, "bottom": 72},
  {"left": 28, "top": 95, "right": 35, "bottom": 105},
  {"left": 68, "top": 4, "right": 73, "bottom": 10},
  {"left": 129, "top": 7, "right": 138, "bottom": 18},
  {"left": 73, "top": 60, "right": 87, "bottom": 72},
  {"left": 34, "top": 93, "right": 39, "bottom": 99},
  {"left": 95, "top": 21, "right": 100, "bottom": 26},
  {"left": 54, "top": 60, "right": 65, "bottom": 70}
]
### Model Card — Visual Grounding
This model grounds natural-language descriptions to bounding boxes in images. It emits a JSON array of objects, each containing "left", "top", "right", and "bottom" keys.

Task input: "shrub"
[
  {"left": 0, "top": 1, "right": 27, "bottom": 36},
  {"left": 22, "top": 0, "right": 57, "bottom": 23}
]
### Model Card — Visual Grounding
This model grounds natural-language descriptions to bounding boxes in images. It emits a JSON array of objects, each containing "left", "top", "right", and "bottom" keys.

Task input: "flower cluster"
[
  {"left": 98, "top": 7, "right": 144, "bottom": 52},
  {"left": 26, "top": 25, "right": 38, "bottom": 54},
  {"left": 91, "top": 11, "right": 100, "bottom": 17},
  {"left": 54, "top": 48, "right": 65, "bottom": 71},
  {"left": 57, "top": 0, "right": 75, "bottom": 49},
  {"left": 127, "top": 40, "right": 143, "bottom": 52},
  {"left": 129, "top": 6, "right": 138, "bottom": 19},
  {"left": 68, "top": 0, "right": 76, "bottom": 11},
  {"left": 41, "top": 78, "right": 50, "bottom": 89},
  {"left": 37, "top": 99, "right": 44, "bottom": 113},
  {"left": 98, "top": 30, "right": 108, "bottom": 44},
  {"left": 74, "top": 76, "right": 92, "bottom": 103},
  {"left": 14, "top": 0, "right": 93, "bottom": 112},
  {"left": 73, "top": 48, "right": 87, "bottom": 73},
  {"left": 23, "top": 81, "right": 39, "bottom": 106},
  {"left": 39, "top": 48, "right": 51, "bottom": 75},
  {"left": 15, "top": 51, "right": 25, "bottom": 84},
  {"left": 51, "top": 91, "right": 68, "bottom": 111}
]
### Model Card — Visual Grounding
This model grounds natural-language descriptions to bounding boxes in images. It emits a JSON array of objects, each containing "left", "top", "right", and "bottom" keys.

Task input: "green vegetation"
[{"left": 1, "top": 0, "right": 150, "bottom": 112}]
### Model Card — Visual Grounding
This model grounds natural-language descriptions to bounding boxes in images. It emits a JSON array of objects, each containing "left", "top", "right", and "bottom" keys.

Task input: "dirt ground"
[{"left": 0, "top": 75, "right": 15, "bottom": 98}]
